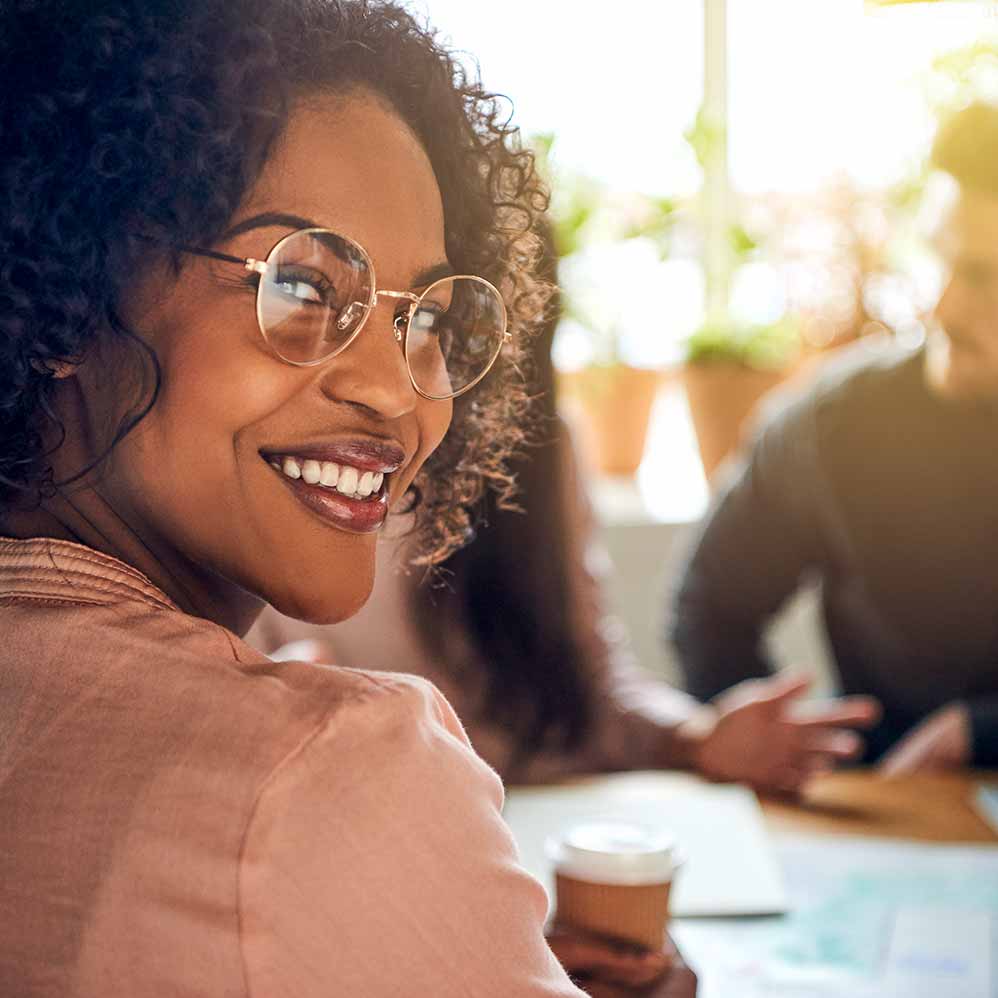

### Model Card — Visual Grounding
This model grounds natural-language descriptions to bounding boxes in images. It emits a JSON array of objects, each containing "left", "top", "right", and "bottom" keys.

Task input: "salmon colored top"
[{"left": 0, "top": 536, "right": 583, "bottom": 998}]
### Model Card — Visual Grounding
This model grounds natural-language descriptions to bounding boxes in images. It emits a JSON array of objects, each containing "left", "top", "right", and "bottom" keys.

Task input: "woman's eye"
[
  {"left": 275, "top": 279, "right": 323, "bottom": 304},
  {"left": 412, "top": 305, "right": 445, "bottom": 334},
  {"left": 269, "top": 266, "right": 335, "bottom": 306}
]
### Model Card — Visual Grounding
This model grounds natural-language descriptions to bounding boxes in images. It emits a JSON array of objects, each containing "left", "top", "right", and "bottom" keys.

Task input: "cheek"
[
  {"left": 111, "top": 303, "right": 293, "bottom": 515},
  {"left": 956, "top": 284, "right": 998, "bottom": 334}
]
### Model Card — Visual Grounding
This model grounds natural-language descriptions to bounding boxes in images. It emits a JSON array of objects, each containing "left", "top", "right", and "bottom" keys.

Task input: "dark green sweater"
[{"left": 672, "top": 343, "right": 998, "bottom": 763}]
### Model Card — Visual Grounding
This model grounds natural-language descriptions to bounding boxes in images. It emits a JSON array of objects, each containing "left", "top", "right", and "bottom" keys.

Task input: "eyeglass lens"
[
  {"left": 257, "top": 230, "right": 372, "bottom": 365},
  {"left": 257, "top": 229, "right": 505, "bottom": 397}
]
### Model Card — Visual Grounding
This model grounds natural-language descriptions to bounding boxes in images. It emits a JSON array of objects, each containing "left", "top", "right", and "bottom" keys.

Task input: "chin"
[{"left": 267, "top": 576, "right": 375, "bottom": 627}]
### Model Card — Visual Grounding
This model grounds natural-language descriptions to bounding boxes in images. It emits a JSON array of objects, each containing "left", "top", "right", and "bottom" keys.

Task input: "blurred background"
[{"left": 415, "top": 0, "right": 998, "bottom": 686}]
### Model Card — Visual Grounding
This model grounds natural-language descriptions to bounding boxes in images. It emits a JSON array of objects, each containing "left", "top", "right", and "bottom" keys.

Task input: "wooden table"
[{"left": 760, "top": 769, "right": 998, "bottom": 843}]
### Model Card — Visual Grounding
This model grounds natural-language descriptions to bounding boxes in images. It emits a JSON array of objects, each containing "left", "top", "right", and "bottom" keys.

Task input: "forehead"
[
  {"left": 240, "top": 91, "right": 446, "bottom": 280},
  {"left": 941, "top": 188, "right": 998, "bottom": 264}
]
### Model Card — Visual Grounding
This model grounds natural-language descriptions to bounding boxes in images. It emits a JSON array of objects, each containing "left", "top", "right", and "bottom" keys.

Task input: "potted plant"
[
  {"left": 558, "top": 343, "right": 666, "bottom": 478},
  {"left": 535, "top": 134, "right": 677, "bottom": 477},
  {"left": 681, "top": 317, "right": 800, "bottom": 481}
]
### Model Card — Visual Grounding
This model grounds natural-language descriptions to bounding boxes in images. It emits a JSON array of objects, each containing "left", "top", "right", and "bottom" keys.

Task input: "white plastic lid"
[{"left": 545, "top": 820, "right": 679, "bottom": 886}]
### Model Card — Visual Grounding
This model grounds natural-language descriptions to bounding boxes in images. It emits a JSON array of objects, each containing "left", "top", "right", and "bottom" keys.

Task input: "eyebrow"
[
  {"left": 222, "top": 210, "right": 454, "bottom": 287},
  {"left": 411, "top": 261, "right": 455, "bottom": 288},
  {"left": 222, "top": 211, "right": 321, "bottom": 240}
]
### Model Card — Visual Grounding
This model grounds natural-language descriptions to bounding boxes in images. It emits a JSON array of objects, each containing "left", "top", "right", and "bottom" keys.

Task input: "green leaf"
[
  {"left": 729, "top": 224, "right": 758, "bottom": 258},
  {"left": 684, "top": 317, "right": 800, "bottom": 370},
  {"left": 684, "top": 105, "right": 725, "bottom": 171}
]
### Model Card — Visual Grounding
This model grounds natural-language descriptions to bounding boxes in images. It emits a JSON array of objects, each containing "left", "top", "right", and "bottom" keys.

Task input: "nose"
[
  {"left": 935, "top": 274, "right": 960, "bottom": 336},
  {"left": 315, "top": 300, "right": 418, "bottom": 420}
]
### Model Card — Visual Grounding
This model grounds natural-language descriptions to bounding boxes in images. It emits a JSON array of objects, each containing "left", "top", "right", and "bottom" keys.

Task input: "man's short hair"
[{"left": 932, "top": 102, "right": 998, "bottom": 195}]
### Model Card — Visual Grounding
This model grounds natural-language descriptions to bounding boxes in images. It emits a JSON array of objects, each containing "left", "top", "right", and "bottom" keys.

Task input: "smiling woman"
[
  {"left": 0, "top": 1, "right": 636, "bottom": 996},
  {"left": 0, "top": 5, "right": 541, "bottom": 631}
]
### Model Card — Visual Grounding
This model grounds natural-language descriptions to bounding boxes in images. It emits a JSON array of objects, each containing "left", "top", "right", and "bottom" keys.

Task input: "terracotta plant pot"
[
  {"left": 681, "top": 362, "right": 789, "bottom": 483},
  {"left": 559, "top": 365, "right": 664, "bottom": 477}
]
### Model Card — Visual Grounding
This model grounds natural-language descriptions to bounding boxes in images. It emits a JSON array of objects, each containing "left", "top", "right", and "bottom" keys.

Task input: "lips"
[
  {"left": 261, "top": 437, "right": 407, "bottom": 535},
  {"left": 275, "top": 472, "right": 390, "bottom": 534},
  {"left": 262, "top": 438, "right": 406, "bottom": 474}
]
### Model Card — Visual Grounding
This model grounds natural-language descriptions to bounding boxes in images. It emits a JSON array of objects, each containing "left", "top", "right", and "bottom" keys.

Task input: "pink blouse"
[{"left": 0, "top": 537, "right": 583, "bottom": 997}]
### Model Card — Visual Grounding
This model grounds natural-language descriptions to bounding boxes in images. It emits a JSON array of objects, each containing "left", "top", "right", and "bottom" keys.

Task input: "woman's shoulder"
[
  {"left": 246, "top": 663, "right": 488, "bottom": 807},
  {"left": 249, "top": 656, "right": 478, "bottom": 764},
  {"left": 0, "top": 539, "right": 487, "bottom": 829},
  {"left": 0, "top": 597, "right": 526, "bottom": 996},
  {"left": 2, "top": 587, "right": 470, "bottom": 790},
  {"left": 238, "top": 664, "right": 570, "bottom": 998}
]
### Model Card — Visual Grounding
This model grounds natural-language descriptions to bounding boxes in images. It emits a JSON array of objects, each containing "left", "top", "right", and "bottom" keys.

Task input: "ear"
[{"left": 31, "top": 358, "right": 78, "bottom": 379}]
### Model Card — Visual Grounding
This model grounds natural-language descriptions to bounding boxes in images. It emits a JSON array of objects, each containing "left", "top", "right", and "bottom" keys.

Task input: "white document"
[
  {"left": 883, "top": 907, "right": 991, "bottom": 998},
  {"left": 673, "top": 834, "right": 998, "bottom": 998},
  {"left": 503, "top": 771, "right": 788, "bottom": 918},
  {"left": 975, "top": 785, "right": 998, "bottom": 836}
]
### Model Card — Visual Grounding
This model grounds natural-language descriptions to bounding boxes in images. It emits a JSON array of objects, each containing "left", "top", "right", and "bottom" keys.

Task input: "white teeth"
[
  {"left": 301, "top": 459, "right": 321, "bottom": 485},
  {"left": 357, "top": 471, "right": 375, "bottom": 497},
  {"left": 272, "top": 454, "right": 387, "bottom": 498},
  {"left": 337, "top": 466, "right": 359, "bottom": 495}
]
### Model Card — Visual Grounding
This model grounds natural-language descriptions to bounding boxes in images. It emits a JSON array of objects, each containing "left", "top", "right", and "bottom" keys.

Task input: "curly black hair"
[{"left": 0, "top": 0, "right": 549, "bottom": 562}]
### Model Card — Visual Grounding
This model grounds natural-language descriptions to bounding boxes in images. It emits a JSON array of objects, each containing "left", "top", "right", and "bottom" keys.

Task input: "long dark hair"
[{"left": 413, "top": 226, "right": 595, "bottom": 766}]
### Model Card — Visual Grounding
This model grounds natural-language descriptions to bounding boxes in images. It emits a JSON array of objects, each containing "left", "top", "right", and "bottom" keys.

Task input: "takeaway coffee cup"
[{"left": 545, "top": 820, "right": 680, "bottom": 950}]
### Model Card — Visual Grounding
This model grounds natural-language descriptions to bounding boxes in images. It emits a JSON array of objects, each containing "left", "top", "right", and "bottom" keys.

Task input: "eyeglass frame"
[{"left": 182, "top": 227, "right": 510, "bottom": 401}]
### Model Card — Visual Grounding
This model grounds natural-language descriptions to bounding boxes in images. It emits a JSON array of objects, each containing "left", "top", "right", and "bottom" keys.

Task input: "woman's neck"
[{"left": 2, "top": 487, "right": 264, "bottom": 636}]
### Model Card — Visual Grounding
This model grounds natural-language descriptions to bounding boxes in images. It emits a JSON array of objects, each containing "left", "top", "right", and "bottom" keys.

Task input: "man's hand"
[
  {"left": 879, "top": 701, "right": 971, "bottom": 775},
  {"left": 545, "top": 925, "right": 697, "bottom": 997},
  {"left": 690, "top": 673, "right": 881, "bottom": 796}
]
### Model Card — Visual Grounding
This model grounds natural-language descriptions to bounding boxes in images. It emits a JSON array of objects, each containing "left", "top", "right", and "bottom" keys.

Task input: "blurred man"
[{"left": 671, "top": 102, "right": 998, "bottom": 772}]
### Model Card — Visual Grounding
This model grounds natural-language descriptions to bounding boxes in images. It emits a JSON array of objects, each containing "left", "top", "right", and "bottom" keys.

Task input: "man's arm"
[
  {"left": 670, "top": 389, "right": 828, "bottom": 702},
  {"left": 969, "top": 696, "right": 998, "bottom": 766},
  {"left": 880, "top": 695, "right": 998, "bottom": 773},
  {"left": 510, "top": 415, "right": 876, "bottom": 793}
]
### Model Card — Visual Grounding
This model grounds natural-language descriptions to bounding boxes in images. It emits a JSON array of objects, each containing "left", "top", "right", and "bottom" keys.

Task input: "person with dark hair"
[
  {"left": 0, "top": 2, "right": 696, "bottom": 995},
  {"left": 251, "top": 235, "right": 879, "bottom": 797},
  {"left": 671, "top": 101, "right": 998, "bottom": 774}
]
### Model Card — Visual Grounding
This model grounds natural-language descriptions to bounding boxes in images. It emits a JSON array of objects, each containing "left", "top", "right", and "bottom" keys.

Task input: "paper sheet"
[
  {"left": 503, "top": 771, "right": 788, "bottom": 917},
  {"left": 674, "top": 834, "right": 998, "bottom": 998},
  {"left": 883, "top": 907, "right": 991, "bottom": 998},
  {"left": 976, "top": 785, "right": 998, "bottom": 836}
]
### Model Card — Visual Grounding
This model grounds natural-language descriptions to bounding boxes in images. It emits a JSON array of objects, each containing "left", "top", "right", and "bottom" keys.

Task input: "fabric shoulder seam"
[{"left": 233, "top": 672, "right": 417, "bottom": 998}]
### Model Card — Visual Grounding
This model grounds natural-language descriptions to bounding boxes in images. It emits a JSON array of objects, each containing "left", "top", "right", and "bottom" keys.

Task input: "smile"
[
  {"left": 269, "top": 456, "right": 386, "bottom": 501},
  {"left": 261, "top": 441, "right": 405, "bottom": 535}
]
